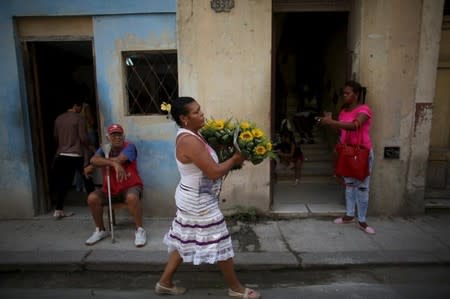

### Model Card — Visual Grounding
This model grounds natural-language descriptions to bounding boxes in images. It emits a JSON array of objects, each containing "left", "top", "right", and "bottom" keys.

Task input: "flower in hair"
[{"left": 160, "top": 102, "right": 171, "bottom": 113}]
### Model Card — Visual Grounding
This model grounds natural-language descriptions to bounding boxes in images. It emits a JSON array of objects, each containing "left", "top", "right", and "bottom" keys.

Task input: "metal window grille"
[{"left": 124, "top": 51, "right": 178, "bottom": 115}]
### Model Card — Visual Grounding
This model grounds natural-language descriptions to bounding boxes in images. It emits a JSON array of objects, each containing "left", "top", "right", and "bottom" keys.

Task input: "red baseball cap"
[{"left": 107, "top": 124, "right": 124, "bottom": 135}]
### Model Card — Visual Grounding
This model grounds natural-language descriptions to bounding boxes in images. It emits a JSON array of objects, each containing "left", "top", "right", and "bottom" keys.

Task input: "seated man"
[{"left": 85, "top": 124, "right": 147, "bottom": 247}]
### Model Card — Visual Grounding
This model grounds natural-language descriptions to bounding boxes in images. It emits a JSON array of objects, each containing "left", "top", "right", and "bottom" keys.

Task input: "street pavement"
[
  {"left": 0, "top": 209, "right": 449, "bottom": 272},
  {"left": 3, "top": 284, "right": 450, "bottom": 299}
]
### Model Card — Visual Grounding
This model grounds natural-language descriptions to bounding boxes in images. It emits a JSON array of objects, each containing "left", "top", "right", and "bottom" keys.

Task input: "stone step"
[
  {"left": 275, "top": 162, "right": 334, "bottom": 177},
  {"left": 302, "top": 162, "right": 334, "bottom": 176},
  {"left": 303, "top": 153, "right": 334, "bottom": 162},
  {"left": 425, "top": 199, "right": 450, "bottom": 211},
  {"left": 299, "top": 142, "right": 329, "bottom": 150},
  {"left": 424, "top": 188, "right": 450, "bottom": 199}
]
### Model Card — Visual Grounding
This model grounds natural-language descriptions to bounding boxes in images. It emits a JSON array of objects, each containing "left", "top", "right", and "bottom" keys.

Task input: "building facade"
[{"left": 0, "top": 0, "right": 447, "bottom": 218}]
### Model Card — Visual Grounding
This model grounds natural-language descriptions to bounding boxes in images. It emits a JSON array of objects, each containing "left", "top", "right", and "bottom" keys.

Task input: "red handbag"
[{"left": 334, "top": 122, "right": 370, "bottom": 181}]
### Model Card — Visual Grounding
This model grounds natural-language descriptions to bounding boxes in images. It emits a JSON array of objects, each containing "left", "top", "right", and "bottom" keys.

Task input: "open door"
[
  {"left": 271, "top": 0, "right": 354, "bottom": 216},
  {"left": 22, "top": 40, "right": 99, "bottom": 214}
]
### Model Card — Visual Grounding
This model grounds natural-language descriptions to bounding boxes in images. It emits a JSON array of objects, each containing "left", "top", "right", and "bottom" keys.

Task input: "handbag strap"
[{"left": 343, "top": 119, "right": 363, "bottom": 146}]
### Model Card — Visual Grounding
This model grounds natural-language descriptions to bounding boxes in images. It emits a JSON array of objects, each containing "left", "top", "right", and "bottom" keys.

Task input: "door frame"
[
  {"left": 270, "top": 0, "right": 354, "bottom": 208},
  {"left": 20, "top": 37, "right": 99, "bottom": 214}
]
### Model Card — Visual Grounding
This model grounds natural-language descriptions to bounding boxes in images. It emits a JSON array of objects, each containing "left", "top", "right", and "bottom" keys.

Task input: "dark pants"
[{"left": 52, "top": 155, "right": 85, "bottom": 210}]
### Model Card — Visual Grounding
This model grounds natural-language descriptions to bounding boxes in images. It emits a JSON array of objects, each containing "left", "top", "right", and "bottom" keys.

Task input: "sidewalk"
[{"left": 0, "top": 208, "right": 449, "bottom": 272}]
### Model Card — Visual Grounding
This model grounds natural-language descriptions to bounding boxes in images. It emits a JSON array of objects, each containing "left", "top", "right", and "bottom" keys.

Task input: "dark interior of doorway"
[
  {"left": 31, "top": 41, "right": 99, "bottom": 211},
  {"left": 274, "top": 12, "right": 348, "bottom": 134},
  {"left": 272, "top": 12, "right": 348, "bottom": 214}
]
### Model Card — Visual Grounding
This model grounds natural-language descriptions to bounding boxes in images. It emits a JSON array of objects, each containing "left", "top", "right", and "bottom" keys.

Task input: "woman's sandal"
[
  {"left": 333, "top": 216, "right": 355, "bottom": 224},
  {"left": 155, "top": 282, "right": 187, "bottom": 295},
  {"left": 228, "top": 287, "right": 261, "bottom": 299},
  {"left": 358, "top": 222, "right": 376, "bottom": 235}
]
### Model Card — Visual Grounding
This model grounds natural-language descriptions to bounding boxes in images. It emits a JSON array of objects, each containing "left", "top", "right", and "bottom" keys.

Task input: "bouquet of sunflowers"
[
  {"left": 200, "top": 118, "right": 237, "bottom": 163},
  {"left": 234, "top": 120, "right": 274, "bottom": 165},
  {"left": 199, "top": 118, "right": 275, "bottom": 166}
]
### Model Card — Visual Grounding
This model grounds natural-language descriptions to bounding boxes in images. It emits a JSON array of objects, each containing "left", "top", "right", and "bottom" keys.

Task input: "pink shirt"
[{"left": 338, "top": 104, "right": 373, "bottom": 149}]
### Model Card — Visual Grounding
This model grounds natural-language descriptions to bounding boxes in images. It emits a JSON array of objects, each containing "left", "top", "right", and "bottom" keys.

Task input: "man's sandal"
[
  {"left": 228, "top": 287, "right": 261, "bottom": 299},
  {"left": 154, "top": 282, "right": 187, "bottom": 295}
]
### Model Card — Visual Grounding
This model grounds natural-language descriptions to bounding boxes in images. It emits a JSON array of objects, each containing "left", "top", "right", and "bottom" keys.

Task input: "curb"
[{"left": 1, "top": 249, "right": 449, "bottom": 272}]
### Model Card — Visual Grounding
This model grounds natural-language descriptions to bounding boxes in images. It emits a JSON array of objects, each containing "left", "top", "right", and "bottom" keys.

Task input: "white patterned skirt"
[{"left": 163, "top": 208, "right": 234, "bottom": 265}]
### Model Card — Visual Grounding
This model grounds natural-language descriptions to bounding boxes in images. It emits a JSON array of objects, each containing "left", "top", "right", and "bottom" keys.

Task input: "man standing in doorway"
[{"left": 53, "top": 96, "right": 93, "bottom": 219}]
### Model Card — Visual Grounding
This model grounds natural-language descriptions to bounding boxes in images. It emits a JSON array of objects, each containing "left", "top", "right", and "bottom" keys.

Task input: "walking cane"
[{"left": 102, "top": 143, "right": 115, "bottom": 243}]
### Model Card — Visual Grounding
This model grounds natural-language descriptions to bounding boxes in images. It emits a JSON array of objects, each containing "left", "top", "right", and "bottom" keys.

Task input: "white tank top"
[{"left": 174, "top": 128, "right": 223, "bottom": 215}]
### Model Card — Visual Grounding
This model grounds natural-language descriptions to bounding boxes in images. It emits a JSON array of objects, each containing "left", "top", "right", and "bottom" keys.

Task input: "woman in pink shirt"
[{"left": 318, "top": 81, "right": 375, "bottom": 235}]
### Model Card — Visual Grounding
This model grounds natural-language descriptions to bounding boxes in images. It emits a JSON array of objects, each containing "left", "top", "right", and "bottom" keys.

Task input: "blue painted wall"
[
  {"left": 4, "top": 0, "right": 175, "bottom": 16},
  {"left": 0, "top": 9, "right": 35, "bottom": 217},
  {"left": 93, "top": 14, "right": 180, "bottom": 215},
  {"left": 0, "top": 0, "right": 177, "bottom": 218}
]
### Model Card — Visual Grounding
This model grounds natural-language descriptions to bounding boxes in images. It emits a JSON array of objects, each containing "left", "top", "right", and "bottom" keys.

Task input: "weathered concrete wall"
[
  {"left": 177, "top": 0, "right": 272, "bottom": 213},
  {"left": 356, "top": 0, "right": 444, "bottom": 215}
]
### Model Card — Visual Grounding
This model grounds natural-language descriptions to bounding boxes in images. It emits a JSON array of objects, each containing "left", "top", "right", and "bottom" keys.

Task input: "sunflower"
[
  {"left": 266, "top": 142, "right": 272, "bottom": 151},
  {"left": 213, "top": 119, "right": 225, "bottom": 130},
  {"left": 240, "top": 121, "right": 251, "bottom": 130},
  {"left": 226, "top": 121, "right": 235, "bottom": 130},
  {"left": 239, "top": 131, "right": 254, "bottom": 142},
  {"left": 204, "top": 119, "right": 215, "bottom": 128},
  {"left": 251, "top": 128, "right": 264, "bottom": 138},
  {"left": 254, "top": 145, "right": 267, "bottom": 155}
]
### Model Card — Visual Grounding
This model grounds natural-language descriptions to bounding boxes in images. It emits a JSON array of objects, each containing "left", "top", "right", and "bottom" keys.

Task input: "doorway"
[
  {"left": 23, "top": 41, "right": 99, "bottom": 214},
  {"left": 425, "top": 1, "right": 450, "bottom": 209},
  {"left": 271, "top": 12, "right": 349, "bottom": 215}
]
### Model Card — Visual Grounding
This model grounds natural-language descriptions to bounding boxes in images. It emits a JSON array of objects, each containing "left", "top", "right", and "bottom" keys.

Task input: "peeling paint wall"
[{"left": 177, "top": 0, "right": 272, "bottom": 213}]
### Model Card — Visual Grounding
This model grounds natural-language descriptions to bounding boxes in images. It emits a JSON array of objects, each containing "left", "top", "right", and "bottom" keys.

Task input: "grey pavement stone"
[
  {"left": 378, "top": 250, "right": 443, "bottom": 265},
  {"left": 84, "top": 250, "right": 169, "bottom": 272},
  {"left": 307, "top": 203, "right": 346, "bottom": 215},
  {"left": 1, "top": 214, "right": 450, "bottom": 272},
  {"left": 277, "top": 219, "right": 381, "bottom": 252},
  {"left": 433, "top": 249, "right": 450, "bottom": 263},
  {"left": 369, "top": 217, "right": 449, "bottom": 251},
  {"left": 233, "top": 252, "right": 299, "bottom": 270},
  {"left": 300, "top": 250, "right": 444, "bottom": 269},
  {"left": 271, "top": 202, "right": 309, "bottom": 214},
  {"left": 300, "top": 251, "right": 386, "bottom": 269},
  {"left": 0, "top": 219, "right": 96, "bottom": 251},
  {"left": 251, "top": 222, "right": 288, "bottom": 252},
  {"left": 273, "top": 180, "right": 343, "bottom": 205},
  {"left": 0, "top": 250, "right": 87, "bottom": 271},
  {"left": 407, "top": 214, "right": 450, "bottom": 248}
]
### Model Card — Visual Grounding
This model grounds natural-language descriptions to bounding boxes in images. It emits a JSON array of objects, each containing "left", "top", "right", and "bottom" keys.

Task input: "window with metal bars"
[{"left": 123, "top": 51, "right": 178, "bottom": 115}]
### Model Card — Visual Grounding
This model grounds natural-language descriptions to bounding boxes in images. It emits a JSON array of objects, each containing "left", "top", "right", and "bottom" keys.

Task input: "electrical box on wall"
[{"left": 384, "top": 147, "right": 400, "bottom": 159}]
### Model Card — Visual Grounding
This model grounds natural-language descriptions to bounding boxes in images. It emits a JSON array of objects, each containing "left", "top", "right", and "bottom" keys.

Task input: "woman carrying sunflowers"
[{"left": 155, "top": 97, "right": 261, "bottom": 299}]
